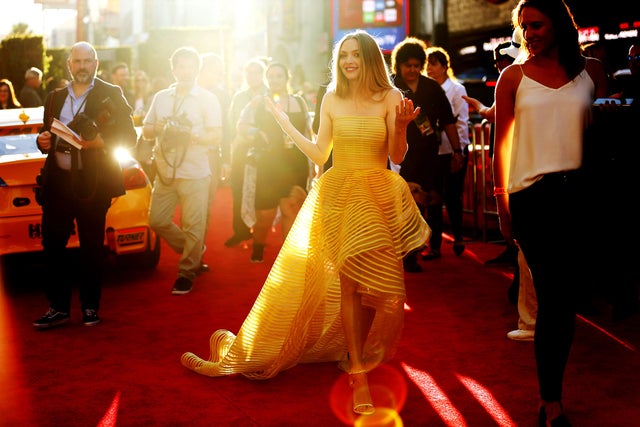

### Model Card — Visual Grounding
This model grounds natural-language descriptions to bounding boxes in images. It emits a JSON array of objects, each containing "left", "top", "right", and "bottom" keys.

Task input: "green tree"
[{"left": 11, "top": 23, "right": 31, "bottom": 35}]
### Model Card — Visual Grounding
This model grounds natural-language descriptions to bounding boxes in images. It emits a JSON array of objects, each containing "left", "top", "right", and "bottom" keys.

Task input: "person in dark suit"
[
  {"left": 390, "top": 37, "right": 462, "bottom": 272},
  {"left": 223, "top": 58, "right": 268, "bottom": 248},
  {"left": 33, "top": 41, "right": 137, "bottom": 329}
]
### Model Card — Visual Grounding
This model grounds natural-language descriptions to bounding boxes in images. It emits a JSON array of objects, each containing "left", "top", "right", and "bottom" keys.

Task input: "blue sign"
[{"left": 332, "top": 0, "right": 409, "bottom": 53}]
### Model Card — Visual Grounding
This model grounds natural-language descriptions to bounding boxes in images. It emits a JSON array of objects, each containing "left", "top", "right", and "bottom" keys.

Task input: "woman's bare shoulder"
[
  {"left": 321, "top": 91, "right": 337, "bottom": 110},
  {"left": 497, "top": 64, "right": 523, "bottom": 89},
  {"left": 387, "top": 87, "right": 403, "bottom": 99},
  {"left": 383, "top": 88, "right": 403, "bottom": 106},
  {"left": 323, "top": 90, "right": 337, "bottom": 102}
]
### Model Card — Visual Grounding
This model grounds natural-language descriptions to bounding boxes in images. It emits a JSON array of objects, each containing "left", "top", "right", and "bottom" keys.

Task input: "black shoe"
[
  {"left": 33, "top": 308, "right": 70, "bottom": 329},
  {"left": 422, "top": 249, "right": 441, "bottom": 261},
  {"left": 172, "top": 277, "right": 193, "bottom": 295},
  {"left": 82, "top": 309, "right": 101, "bottom": 326},
  {"left": 225, "top": 233, "right": 252, "bottom": 248},
  {"left": 251, "top": 243, "right": 264, "bottom": 263},
  {"left": 453, "top": 241, "right": 465, "bottom": 256},
  {"left": 539, "top": 406, "right": 572, "bottom": 427},
  {"left": 403, "top": 258, "right": 423, "bottom": 273}
]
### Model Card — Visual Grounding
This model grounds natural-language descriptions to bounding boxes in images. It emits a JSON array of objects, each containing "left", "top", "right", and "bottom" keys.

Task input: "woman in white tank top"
[{"left": 493, "top": 1, "right": 608, "bottom": 426}]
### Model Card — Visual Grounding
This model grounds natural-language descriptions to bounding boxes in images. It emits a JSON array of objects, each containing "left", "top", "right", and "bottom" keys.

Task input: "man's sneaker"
[
  {"left": 82, "top": 309, "right": 101, "bottom": 326},
  {"left": 453, "top": 241, "right": 465, "bottom": 256},
  {"left": 507, "top": 329, "right": 535, "bottom": 341},
  {"left": 172, "top": 277, "right": 193, "bottom": 295},
  {"left": 250, "top": 243, "right": 265, "bottom": 263},
  {"left": 33, "top": 308, "right": 70, "bottom": 329}
]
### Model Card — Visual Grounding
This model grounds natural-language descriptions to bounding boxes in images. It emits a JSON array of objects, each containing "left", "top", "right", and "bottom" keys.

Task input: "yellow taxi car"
[{"left": 0, "top": 107, "right": 160, "bottom": 268}]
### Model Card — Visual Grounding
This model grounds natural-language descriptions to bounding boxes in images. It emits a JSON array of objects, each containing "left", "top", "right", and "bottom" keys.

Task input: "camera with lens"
[
  {"left": 67, "top": 113, "right": 99, "bottom": 140},
  {"left": 67, "top": 97, "right": 115, "bottom": 141},
  {"left": 160, "top": 113, "right": 192, "bottom": 151}
]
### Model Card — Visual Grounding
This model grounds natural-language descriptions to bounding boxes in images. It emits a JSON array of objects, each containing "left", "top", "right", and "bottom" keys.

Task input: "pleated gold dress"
[{"left": 181, "top": 116, "right": 430, "bottom": 379}]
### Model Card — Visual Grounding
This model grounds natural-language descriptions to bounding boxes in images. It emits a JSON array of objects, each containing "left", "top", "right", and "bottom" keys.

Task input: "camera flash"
[{"left": 273, "top": 94, "right": 280, "bottom": 104}]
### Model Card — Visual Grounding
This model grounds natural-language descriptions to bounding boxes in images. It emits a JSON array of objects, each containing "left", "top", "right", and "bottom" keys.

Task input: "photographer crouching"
[
  {"left": 33, "top": 41, "right": 137, "bottom": 329},
  {"left": 142, "top": 46, "right": 222, "bottom": 295}
]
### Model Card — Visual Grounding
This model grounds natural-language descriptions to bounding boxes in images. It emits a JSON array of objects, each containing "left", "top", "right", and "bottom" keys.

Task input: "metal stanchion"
[{"left": 468, "top": 121, "right": 498, "bottom": 242}]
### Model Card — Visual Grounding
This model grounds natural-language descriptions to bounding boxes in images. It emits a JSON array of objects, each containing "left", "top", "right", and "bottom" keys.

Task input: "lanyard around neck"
[
  {"left": 70, "top": 95, "right": 88, "bottom": 118},
  {"left": 173, "top": 92, "right": 187, "bottom": 118}
]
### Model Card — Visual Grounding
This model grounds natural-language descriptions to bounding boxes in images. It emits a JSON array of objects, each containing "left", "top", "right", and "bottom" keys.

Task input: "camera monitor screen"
[{"left": 332, "top": 0, "right": 408, "bottom": 53}]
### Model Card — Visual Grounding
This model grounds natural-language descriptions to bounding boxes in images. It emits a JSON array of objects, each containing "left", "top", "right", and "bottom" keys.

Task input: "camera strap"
[
  {"left": 156, "top": 94, "right": 189, "bottom": 186},
  {"left": 68, "top": 93, "right": 99, "bottom": 200},
  {"left": 67, "top": 95, "right": 88, "bottom": 165},
  {"left": 70, "top": 95, "right": 88, "bottom": 120},
  {"left": 172, "top": 95, "right": 186, "bottom": 118}
]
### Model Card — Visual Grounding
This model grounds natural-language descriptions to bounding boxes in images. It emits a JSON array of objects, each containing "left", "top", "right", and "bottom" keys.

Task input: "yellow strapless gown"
[{"left": 181, "top": 116, "right": 430, "bottom": 379}]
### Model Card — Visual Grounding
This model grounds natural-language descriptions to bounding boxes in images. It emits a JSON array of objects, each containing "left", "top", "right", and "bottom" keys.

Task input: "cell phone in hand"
[
  {"left": 593, "top": 98, "right": 620, "bottom": 105},
  {"left": 593, "top": 98, "right": 633, "bottom": 106}
]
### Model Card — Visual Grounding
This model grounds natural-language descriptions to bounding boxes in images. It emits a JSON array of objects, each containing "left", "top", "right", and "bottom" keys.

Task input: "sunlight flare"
[
  {"left": 457, "top": 374, "right": 516, "bottom": 427},
  {"left": 402, "top": 362, "right": 467, "bottom": 427}
]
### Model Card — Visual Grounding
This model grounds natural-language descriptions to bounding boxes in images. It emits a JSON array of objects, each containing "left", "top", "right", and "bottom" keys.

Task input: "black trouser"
[
  {"left": 41, "top": 167, "right": 111, "bottom": 313},
  {"left": 426, "top": 153, "right": 452, "bottom": 252},
  {"left": 444, "top": 151, "right": 469, "bottom": 243},
  {"left": 510, "top": 171, "right": 586, "bottom": 402}
]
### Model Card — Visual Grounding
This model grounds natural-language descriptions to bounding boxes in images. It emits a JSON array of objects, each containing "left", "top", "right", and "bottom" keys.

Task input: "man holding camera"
[
  {"left": 33, "top": 41, "right": 137, "bottom": 329},
  {"left": 143, "top": 46, "right": 222, "bottom": 295}
]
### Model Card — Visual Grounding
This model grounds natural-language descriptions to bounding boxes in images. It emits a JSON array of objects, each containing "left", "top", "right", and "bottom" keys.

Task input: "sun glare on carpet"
[
  {"left": 96, "top": 391, "right": 120, "bottom": 427},
  {"left": 402, "top": 363, "right": 519, "bottom": 426},
  {"left": 402, "top": 363, "right": 467, "bottom": 426},
  {"left": 457, "top": 374, "right": 516, "bottom": 426}
]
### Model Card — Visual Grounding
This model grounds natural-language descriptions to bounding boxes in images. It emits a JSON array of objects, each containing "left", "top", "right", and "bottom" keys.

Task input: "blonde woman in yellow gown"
[{"left": 181, "top": 30, "right": 430, "bottom": 416}]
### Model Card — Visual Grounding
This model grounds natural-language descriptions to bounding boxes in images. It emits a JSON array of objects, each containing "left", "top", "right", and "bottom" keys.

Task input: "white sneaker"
[{"left": 507, "top": 329, "right": 535, "bottom": 341}]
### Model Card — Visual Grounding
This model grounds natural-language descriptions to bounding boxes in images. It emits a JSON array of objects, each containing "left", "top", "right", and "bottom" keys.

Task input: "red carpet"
[{"left": 1, "top": 185, "right": 639, "bottom": 427}]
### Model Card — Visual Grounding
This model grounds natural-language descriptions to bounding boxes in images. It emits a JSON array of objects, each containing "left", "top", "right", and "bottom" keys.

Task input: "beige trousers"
[{"left": 517, "top": 246, "right": 537, "bottom": 331}]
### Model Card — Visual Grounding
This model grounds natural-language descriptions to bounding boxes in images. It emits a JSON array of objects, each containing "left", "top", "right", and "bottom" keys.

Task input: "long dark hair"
[
  {"left": 265, "top": 62, "right": 292, "bottom": 94},
  {"left": 0, "top": 79, "right": 22, "bottom": 109},
  {"left": 513, "top": 0, "right": 583, "bottom": 79}
]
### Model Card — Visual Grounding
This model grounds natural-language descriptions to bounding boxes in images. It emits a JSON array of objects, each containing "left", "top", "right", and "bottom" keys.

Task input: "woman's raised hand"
[
  {"left": 264, "top": 96, "right": 291, "bottom": 127},
  {"left": 395, "top": 98, "right": 420, "bottom": 128}
]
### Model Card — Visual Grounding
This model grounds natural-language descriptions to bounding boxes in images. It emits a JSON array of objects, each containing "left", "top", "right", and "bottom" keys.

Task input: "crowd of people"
[{"left": 1, "top": 0, "right": 637, "bottom": 424}]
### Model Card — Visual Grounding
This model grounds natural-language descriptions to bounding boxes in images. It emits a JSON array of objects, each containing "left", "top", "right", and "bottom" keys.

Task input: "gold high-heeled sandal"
[{"left": 349, "top": 371, "right": 375, "bottom": 415}]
